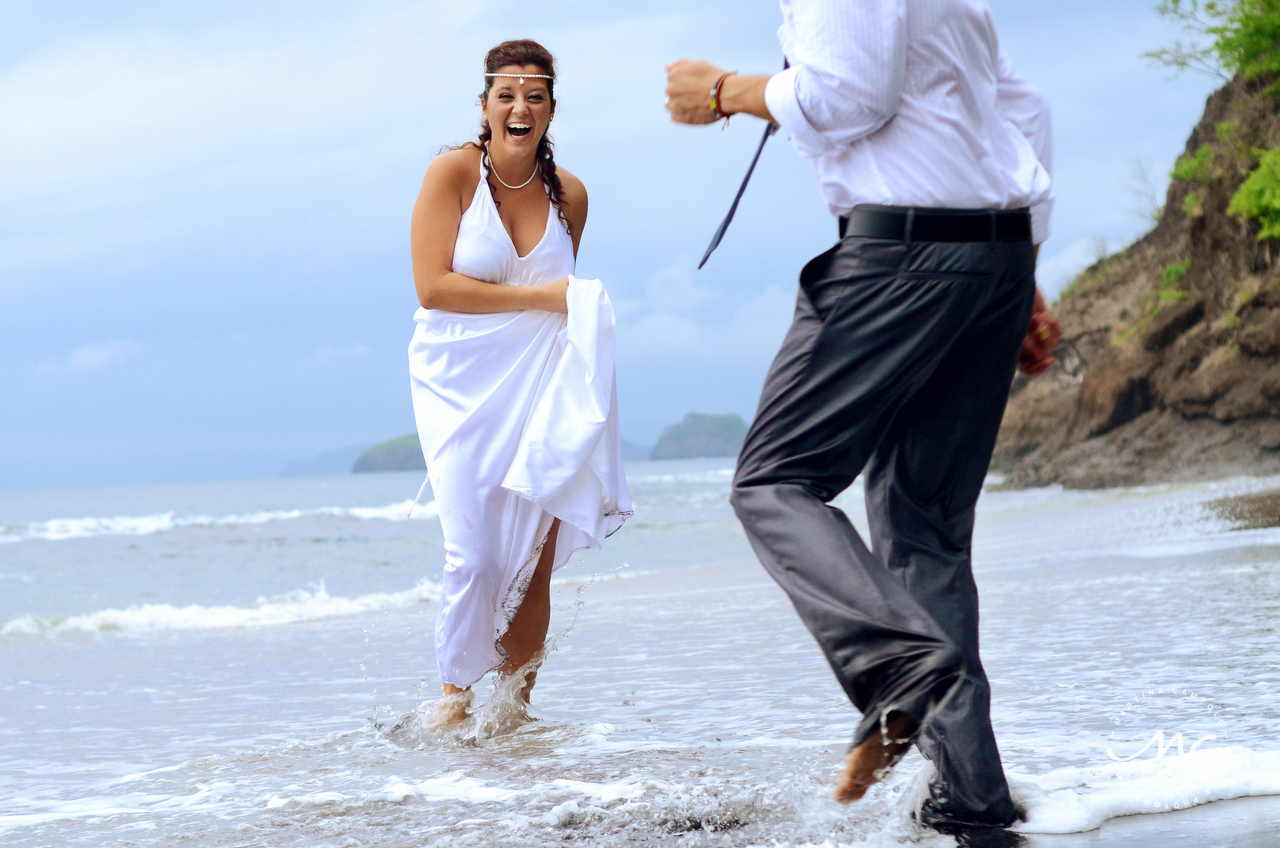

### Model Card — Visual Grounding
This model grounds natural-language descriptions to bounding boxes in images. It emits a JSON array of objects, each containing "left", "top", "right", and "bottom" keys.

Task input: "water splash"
[{"left": 378, "top": 650, "right": 547, "bottom": 747}]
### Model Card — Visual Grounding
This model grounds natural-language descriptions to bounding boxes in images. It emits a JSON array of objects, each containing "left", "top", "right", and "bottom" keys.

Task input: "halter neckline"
[{"left": 480, "top": 158, "right": 556, "bottom": 261}]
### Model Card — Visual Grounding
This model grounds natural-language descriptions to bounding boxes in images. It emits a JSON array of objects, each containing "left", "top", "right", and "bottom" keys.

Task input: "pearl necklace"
[{"left": 485, "top": 144, "right": 539, "bottom": 190}]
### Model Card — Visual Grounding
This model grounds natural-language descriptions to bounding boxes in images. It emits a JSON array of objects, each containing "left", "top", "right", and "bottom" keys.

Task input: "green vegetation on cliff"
[
  {"left": 353, "top": 433, "right": 425, "bottom": 473},
  {"left": 1156, "top": 2, "right": 1280, "bottom": 238},
  {"left": 1213, "top": 0, "right": 1280, "bottom": 84},
  {"left": 650, "top": 413, "right": 748, "bottom": 460},
  {"left": 1230, "top": 145, "right": 1280, "bottom": 238},
  {"left": 1149, "top": 0, "right": 1280, "bottom": 84}
]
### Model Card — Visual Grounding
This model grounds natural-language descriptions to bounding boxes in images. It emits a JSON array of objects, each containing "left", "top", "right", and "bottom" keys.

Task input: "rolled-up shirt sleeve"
[
  {"left": 764, "top": 0, "right": 907, "bottom": 157},
  {"left": 997, "top": 51, "right": 1053, "bottom": 243}
]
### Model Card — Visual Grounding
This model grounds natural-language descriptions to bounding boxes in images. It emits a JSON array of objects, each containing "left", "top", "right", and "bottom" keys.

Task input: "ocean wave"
[
  {"left": 0, "top": 499, "right": 440, "bottom": 544},
  {"left": 0, "top": 579, "right": 441, "bottom": 636}
]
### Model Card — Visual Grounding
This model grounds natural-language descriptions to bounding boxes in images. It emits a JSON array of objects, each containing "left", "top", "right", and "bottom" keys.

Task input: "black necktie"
[{"left": 698, "top": 60, "right": 787, "bottom": 270}]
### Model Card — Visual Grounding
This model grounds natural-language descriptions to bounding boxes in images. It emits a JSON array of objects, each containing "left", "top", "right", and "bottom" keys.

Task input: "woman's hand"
[{"left": 529, "top": 278, "right": 569, "bottom": 313}]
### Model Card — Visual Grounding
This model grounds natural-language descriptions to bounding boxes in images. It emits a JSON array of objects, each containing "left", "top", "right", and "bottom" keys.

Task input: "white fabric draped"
[{"left": 408, "top": 161, "right": 631, "bottom": 688}]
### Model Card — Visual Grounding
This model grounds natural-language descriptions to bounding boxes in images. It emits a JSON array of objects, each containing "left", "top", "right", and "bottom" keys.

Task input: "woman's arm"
[{"left": 410, "top": 149, "right": 567, "bottom": 314}]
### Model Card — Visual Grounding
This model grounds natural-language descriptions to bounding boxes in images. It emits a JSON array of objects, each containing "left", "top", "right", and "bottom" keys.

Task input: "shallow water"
[{"left": 2, "top": 460, "right": 1279, "bottom": 845}]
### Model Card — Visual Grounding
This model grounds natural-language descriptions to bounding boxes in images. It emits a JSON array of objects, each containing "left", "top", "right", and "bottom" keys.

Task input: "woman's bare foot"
[
  {"left": 834, "top": 712, "right": 919, "bottom": 804},
  {"left": 425, "top": 683, "right": 473, "bottom": 730}
]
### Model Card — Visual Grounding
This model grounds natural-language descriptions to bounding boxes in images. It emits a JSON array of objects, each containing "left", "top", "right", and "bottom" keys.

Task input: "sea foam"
[
  {"left": 0, "top": 579, "right": 441, "bottom": 636},
  {"left": 260, "top": 773, "right": 651, "bottom": 814},
  {"left": 1010, "top": 746, "right": 1280, "bottom": 833},
  {"left": 0, "top": 780, "right": 237, "bottom": 829},
  {"left": 2, "top": 499, "right": 439, "bottom": 544}
]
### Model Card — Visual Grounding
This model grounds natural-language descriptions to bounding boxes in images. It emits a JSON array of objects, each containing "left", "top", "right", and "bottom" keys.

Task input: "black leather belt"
[{"left": 838, "top": 205, "right": 1032, "bottom": 242}]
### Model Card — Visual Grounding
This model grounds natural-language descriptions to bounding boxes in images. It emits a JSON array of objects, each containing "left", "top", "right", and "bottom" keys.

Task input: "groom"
[{"left": 665, "top": 0, "right": 1059, "bottom": 835}]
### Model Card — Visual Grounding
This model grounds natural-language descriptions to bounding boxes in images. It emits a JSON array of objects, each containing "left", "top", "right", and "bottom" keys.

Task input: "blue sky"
[{"left": 1, "top": 0, "right": 1220, "bottom": 488}]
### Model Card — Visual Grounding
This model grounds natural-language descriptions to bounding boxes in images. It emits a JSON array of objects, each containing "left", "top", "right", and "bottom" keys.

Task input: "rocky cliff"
[{"left": 994, "top": 72, "right": 1280, "bottom": 488}]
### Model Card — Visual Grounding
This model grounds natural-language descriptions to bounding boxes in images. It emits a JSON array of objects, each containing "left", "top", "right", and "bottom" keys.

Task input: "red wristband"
[{"left": 710, "top": 72, "right": 735, "bottom": 119}]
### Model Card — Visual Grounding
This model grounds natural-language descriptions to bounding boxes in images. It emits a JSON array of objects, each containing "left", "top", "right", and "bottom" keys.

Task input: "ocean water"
[{"left": 2, "top": 458, "right": 1280, "bottom": 846}]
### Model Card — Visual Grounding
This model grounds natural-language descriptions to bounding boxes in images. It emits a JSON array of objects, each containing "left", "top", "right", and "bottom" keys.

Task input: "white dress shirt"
[{"left": 763, "top": 0, "right": 1053, "bottom": 243}]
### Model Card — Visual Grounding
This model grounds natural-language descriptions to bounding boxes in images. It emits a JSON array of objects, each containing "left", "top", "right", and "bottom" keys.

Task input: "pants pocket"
[{"left": 799, "top": 238, "right": 905, "bottom": 322}]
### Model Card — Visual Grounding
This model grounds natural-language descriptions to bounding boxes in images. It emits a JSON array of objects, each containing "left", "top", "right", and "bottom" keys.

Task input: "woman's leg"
[{"left": 498, "top": 518, "right": 560, "bottom": 701}]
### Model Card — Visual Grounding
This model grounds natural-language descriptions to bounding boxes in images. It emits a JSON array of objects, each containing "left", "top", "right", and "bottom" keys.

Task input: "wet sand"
[{"left": 1209, "top": 487, "right": 1280, "bottom": 530}]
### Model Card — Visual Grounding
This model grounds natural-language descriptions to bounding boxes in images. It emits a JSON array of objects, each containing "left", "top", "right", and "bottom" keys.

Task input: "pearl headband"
[{"left": 485, "top": 72, "right": 553, "bottom": 84}]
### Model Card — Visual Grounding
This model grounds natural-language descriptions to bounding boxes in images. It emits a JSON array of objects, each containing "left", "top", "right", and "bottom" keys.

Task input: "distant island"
[
  {"left": 282, "top": 411, "right": 750, "bottom": 477},
  {"left": 352, "top": 433, "right": 426, "bottom": 473},
  {"left": 650, "top": 412, "right": 747, "bottom": 459}
]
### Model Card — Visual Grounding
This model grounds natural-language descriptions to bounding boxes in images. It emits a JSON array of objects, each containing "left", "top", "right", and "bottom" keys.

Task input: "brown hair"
[{"left": 467, "top": 39, "right": 570, "bottom": 235}]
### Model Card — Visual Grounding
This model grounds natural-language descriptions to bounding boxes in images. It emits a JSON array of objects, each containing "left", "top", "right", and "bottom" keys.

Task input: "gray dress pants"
[{"left": 730, "top": 234, "right": 1035, "bottom": 828}]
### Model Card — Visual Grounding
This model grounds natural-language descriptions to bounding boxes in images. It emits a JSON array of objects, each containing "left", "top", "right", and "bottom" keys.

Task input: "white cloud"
[
  {"left": 614, "top": 254, "right": 717, "bottom": 319},
  {"left": 315, "top": 343, "right": 370, "bottom": 361},
  {"left": 0, "top": 0, "right": 498, "bottom": 279},
  {"left": 38, "top": 339, "right": 143, "bottom": 376},
  {"left": 618, "top": 283, "right": 794, "bottom": 364},
  {"left": 611, "top": 252, "right": 795, "bottom": 364},
  {"left": 0, "top": 4, "right": 488, "bottom": 200}
]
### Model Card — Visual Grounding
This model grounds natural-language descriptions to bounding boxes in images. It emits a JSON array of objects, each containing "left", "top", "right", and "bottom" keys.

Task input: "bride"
[{"left": 407, "top": 39, "right": 631, "bottom": 725}]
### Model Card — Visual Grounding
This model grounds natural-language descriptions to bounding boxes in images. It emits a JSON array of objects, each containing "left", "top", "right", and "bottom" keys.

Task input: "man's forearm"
[
  {"left": 664, "top": 60, "right": 776, "bottom": 126},
  {"left": 718, "top": 74, "right": 775, "bottom": 123}
]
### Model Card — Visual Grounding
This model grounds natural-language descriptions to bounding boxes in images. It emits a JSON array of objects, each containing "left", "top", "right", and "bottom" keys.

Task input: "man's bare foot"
[
  {"left": 425, "top": 684, "right": 473, "bottom": 730},
  {"left": 834, "top": 712, "right": 919, "bottom": 804}
]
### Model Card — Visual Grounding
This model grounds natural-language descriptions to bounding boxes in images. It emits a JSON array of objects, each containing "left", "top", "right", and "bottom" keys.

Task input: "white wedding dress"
[{"left": 408, "top": 159, "right": 632, "bottom": 688}]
